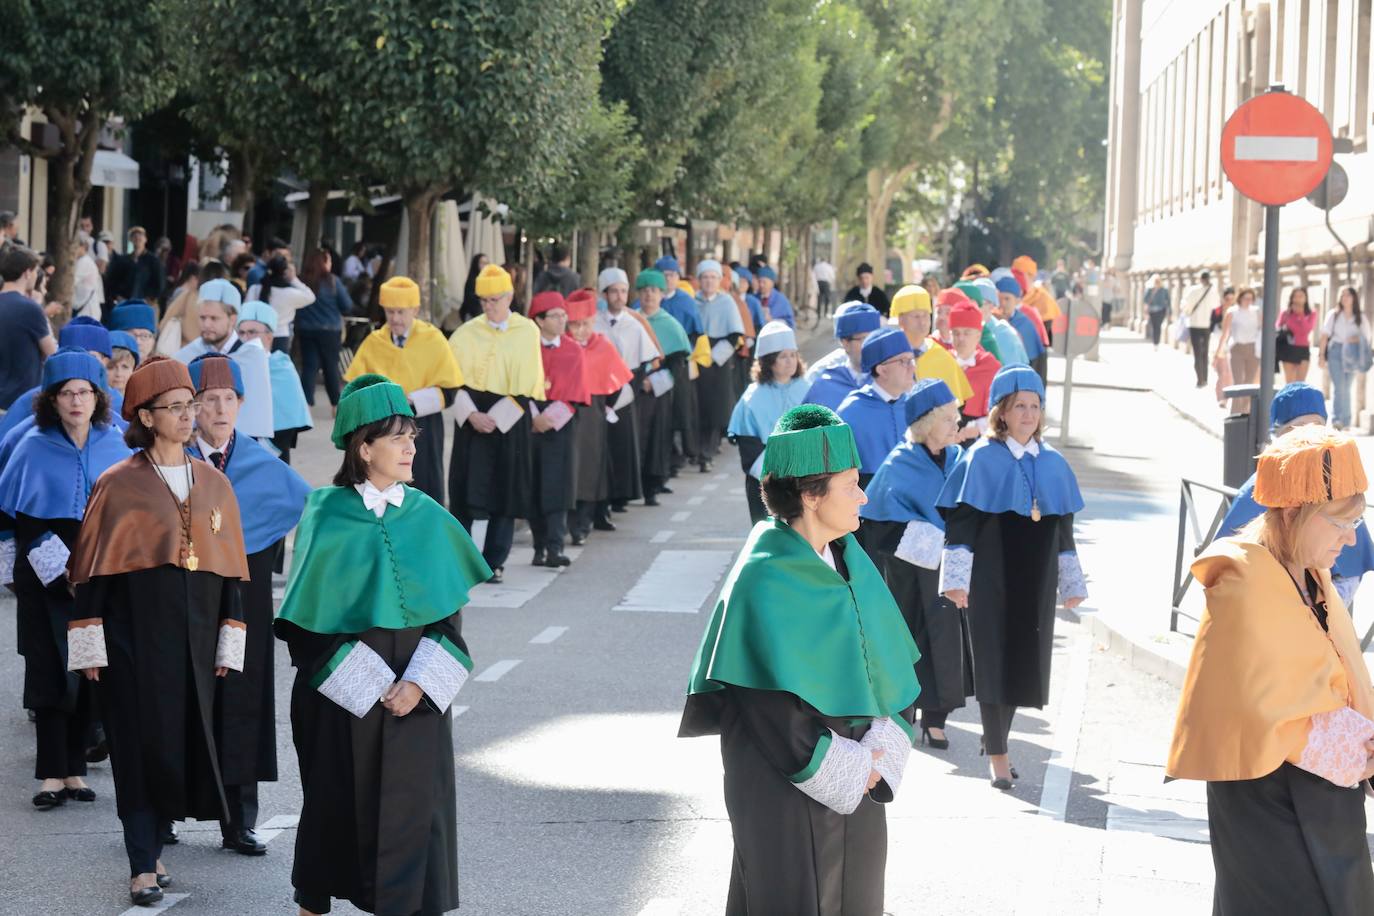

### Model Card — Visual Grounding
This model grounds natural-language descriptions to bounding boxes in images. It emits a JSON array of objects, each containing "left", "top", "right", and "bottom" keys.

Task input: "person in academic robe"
[
  {"left": 566, "top": 290, "right": 633, "bottom": 544},
  {"left": 275, "top": 374, "right": 491, "bottom": 916},
  {"left": 938, "top": 365, "right": 1086, "bottom": 790},
  {"left": 858, "top": 379, "right": 971, "bottom": 750},
  {"left": 694, "top": 259, "right": 746, "bottom": 472},
  {"left": 635, "top": 270, "right": 687, "bottom": 504},
  {"left": 730, "top": 267, "right": 766, "bottom": 397},
  {"left": 889, "top": 286, "right": 974, "bottom": 403},
  {"left": 971, "top": 277, "right": 1029, "bottom": 367},
  {"left": 947, "top": 301, "right": 1002, "bottom": 440},
  {"left": 836, "top": 328, "right": 916, "bottom": 488},
  {"left": 67, "top": 355, "right": 249, "bottom": 907},
  {"left": 185, "top": 353, "right": 311, "bottom": 856},
  {"left": 596, "top": 268, "right": 661, "bottom": 512},
  {"left": 1215, "top": 382, "right": 1374, "bottom": 610},
  {"left": 754, "top": 265, "right": 794, "bottom": 328},
  {"left": 1168, "top": 426, "right": 1374, "bottom": 914},
  {"left": 803, "top": 302, "right": 883, "bottom": 410},
  {"left": 447, "top": 264, "right": 545, "bottom": 582},
  {"left": 1010, "top": 268, "right": 1052, "bottom": 375},
  {"left": 994, "top": 273, "right": 1048, "bottom": 383},
  {"left": 342, "top": 276, "right": 463, "bottom": 504},
  {"left": 0, "top": 350, "right": 130, "bottom": 810},
  {"left": 528, "top": 291, "right": 589, "bottom": 568},
  {"left": 653, "top": 257, "right": 705, "bottom": 474},
  {"left": 109, "top": 299, "right": 158, "bottom": 362},
  {"left": 951, "top": 282, "right": 1004, "bottom": 364},
  {"left": 842, "top": 262, "right": 891, "bottom": 317},
  {"left": 174, "top": 280, "right": 276, "bottom": 440},
  {"left": 235, "top": 302, "right": 314, "bottom": 463},
  {"left": 680, "top": 404, "right": 922, "bottom": 916},
  {"left": 108, "top": 330, "right": 141, "bottom": 396},
  {"left": 727, "top": 321, "right": 811, "bottom": 524}
]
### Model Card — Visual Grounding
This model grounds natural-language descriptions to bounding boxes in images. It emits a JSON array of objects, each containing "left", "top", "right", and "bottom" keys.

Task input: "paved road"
[{"left": 0, "top": 364, "right": 1243, "bottom": 915}]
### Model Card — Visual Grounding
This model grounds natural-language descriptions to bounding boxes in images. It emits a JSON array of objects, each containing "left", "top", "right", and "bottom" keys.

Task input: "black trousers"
[
  {"left": 1147, "top": 310, "right": 1167, "bottom": 345},
  {"left": 222, "top": 782, "right": 258, "bottom": 833},
  {"left": 34, "top": 702, "right": 89, "bottom": 779},
  {"left": 528, "top": 510, "right": 568, "bottom": 554},
  {"left": 921, "top": 710, "right": 949, "bottom": 730},
  {"left": 980, "top": 702, "right": 1016, "bottom": 755},
  {"left": 454, "top": 513, "right": 515, "bottom": 570},
  {"left": 817, "top": 280, "right": 832, "bottom": 315},
  {"left": 121, "top": 808, "right": 171, "bottom": 876},
  {"left": 297, "top": 327, "right": 344, "bottom": 406},
  {"left": 1189, "top": 327, "right": 1211, "bottom": 385}
]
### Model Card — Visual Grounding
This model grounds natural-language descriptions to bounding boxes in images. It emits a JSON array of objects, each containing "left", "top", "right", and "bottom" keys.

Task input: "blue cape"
[
  {"left": 1008, "top": 309, "right": 1046, "bottom": 360},
  {"left": 188, "top": 432, "right": 311, "bottom": 554},
  {"left": 727, "top": 378, "right": 812, "bottom": 478},
  {"left": 1219, "top": 475, "right": 1374, "bottom": 581},
  {"left": 992, "top": 319, "right": 1030, "bottom": 366},
  {"left": 861, "top": 441, "right": 963, "bottom": 527},
  {"left": 804, "top": 364, "right": 867, "bottom": 412},
  {"left": 0, "top": 415, "right": 37, "bottom": 475},
  {"left": 269, "top": 350, "right": 314, "bottom": 434},
  {"left": 0, "top": 385, "right": 127, "bottom": 442},
  {"left": 661, "top": 290, "right": 704, "bottom": 338},
  {"left": 0, "top": 423, "right": 132, "bottom": 521},
  {"left": 745, "top": 293, "right": 765, "bottom": 332},
  {"left": 937, "top": 437, "right": 1084, "bottom": 518},
  {"left": 836, "top": 384, "right": 910, "bottom": 475},
  {"left": 762, "top": 290, "right": 794, "bottom": 328}
]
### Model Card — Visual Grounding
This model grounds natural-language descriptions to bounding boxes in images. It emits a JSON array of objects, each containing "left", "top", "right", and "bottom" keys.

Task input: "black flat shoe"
[
  {"left": 32, "top": 790, "right": 65, "bottom": 809},
  {"left": 63, "top": 786, "right": 96, "bottom": 802},
  {"left": 644, "top": 495, "right": 660, "bottom": 507},
  {"left": 541, "top": 553, "right": 571, "bottom": 568},
  {"left": 991, "top": 776, "right": 1013, "bottom": 791},
  {"left": 570, "top": 534, "right": 587, "bottom": 546},
  {"left": 611, "top": 503, "right": 628, "bottom": 513},
  {"left": 657, "top": 485, "right": 674, "bottom": 495},
  {"left": 85, "top": 737, "right": 109, "bottom": 763},
  {"left": 161, "top": 822, "right": 178, "bottom": 845},
  {"left": 531, "top": 550, "right": 545, "bottom": 566},
  {"left": 488, "top": 568, "right": 504, "bottom": 585},
  {"left": 699, "top": 461, "right": 713, "bottom": 473},
  {"left": 129, "top": 885, "right": 163, "bottom": 907},
  {"left": 593, "top": 520, "right": 617, "bottom": 532},
  {"left": 222, "top": 828, "right": 269, "bottom": 856},
  {"left": 920, "top": 727, "right": 950, "bottom": 750},
  {"left": 156, "top": 873, "right": 172, "bottom": 889}
]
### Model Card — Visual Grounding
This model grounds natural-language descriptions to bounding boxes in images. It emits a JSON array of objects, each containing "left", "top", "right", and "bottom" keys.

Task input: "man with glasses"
[
  {"left": 836, "top": 327, "right": 918, "bottom": 488},
  {"left": 175, "top": 279, "right": 274, "bottom": 440}
]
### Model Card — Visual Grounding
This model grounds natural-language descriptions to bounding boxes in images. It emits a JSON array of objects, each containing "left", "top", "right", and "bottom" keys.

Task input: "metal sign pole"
[
  {"left": 1255, "top": 204, "right": 1280, "bottom": 458},
  {"left": 1059, "top": 294, "right": 1075, "bottom": 446}
]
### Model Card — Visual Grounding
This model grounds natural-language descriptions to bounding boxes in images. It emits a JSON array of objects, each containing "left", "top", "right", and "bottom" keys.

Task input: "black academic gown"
[
  {"left": 942, "top": 507, "right": 1075, "bottom": 707},
  {"left": 449, "top": 388, "right": 534, "bottom": 520},
  {"left": 14, "top": 515, "right": 86, "bottom": 713},
  {"left": 857, "top": 520, "right": 973, "bottom": 714},
  {"left": 280, "top": 612, "right": 466, "bottom": 916},
  {"left": 411, "top": 411, "right": 450, "bottom": 505},
  {"left": 697, "top": 335, "right": 740, "bottom": 454},
  {"left": 606, "top": 388, "right": 643, "bottom": 503},
  {"left": 637, "top": 377, "right": 675, "bottom": 492},
  {"left": 74, "top": 566, "right": 240, "bottom": 821},
  {"left": 574, "top": 395, "right": 611, "bottom": 504},
  {"left": 216, "top": 544, "right": 279, "bottom": 787},
  {"left": 666, "top": 351, "right": 699, "bottom": 464},
  {"left": 532, "top": 409, "right": 579, "bottom": 515}
]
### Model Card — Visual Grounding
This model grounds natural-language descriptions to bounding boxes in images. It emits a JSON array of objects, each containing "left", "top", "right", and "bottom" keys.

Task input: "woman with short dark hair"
[
  {"left": 0, "top": 350, "right": 129, "bottom": 811},
  {"left": 681, "top": 404, "right": 921, "bottom": 916}
]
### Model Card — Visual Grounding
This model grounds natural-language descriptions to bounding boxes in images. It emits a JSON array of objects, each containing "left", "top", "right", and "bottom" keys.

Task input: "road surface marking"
[
  {"left": 453, "top": 705, "right": 469, "bottom": 717},
  {"left": 713, "top": 473, "right": 728, "bottom": 480},
  {"left": 670, "top": 511, "right": 691, "bottom": 523},
  {"left": 530, "top": 626, "right": 568, "bottom": 644},
  {"left": 475, "top": 659, "right": 522, "bottom": 682},
  {"left": 651, "top": 530, "right": 675, "bottom": 543},
  {"left": 1234, "top": 135, "right": 1318, "bottom": 161},
  {"left": 615, "top": 550, "right": 734, "bottom": 612},
  {"left": 469, "top": 547, "right": 583, "bottom": 608},
  {"left": 635, "top": 899, "right": 683, "bottom": 916},
  {"left": 1038, "top": 634, "right": 1091, "bottom": 821},
  {"left": 701, "top": 483, "right": 718, "bottom": 492},
  {"left": 255, "top": 813, "right": 300, "bottom": 845},
  {"left": 120, "top": 894, "right": 189, "bottom": 914}
]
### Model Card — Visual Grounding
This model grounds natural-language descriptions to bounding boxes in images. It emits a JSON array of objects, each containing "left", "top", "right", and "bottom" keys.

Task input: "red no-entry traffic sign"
[{"left": 1220, "top": 89, "right": 1333, "bottom": 205}]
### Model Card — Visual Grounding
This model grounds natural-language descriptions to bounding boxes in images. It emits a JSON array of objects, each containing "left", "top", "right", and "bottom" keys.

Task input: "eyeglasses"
[
  {"left": 130, "top": 329, "right": 155, "bottom": 341},
  {"left": 145, "top": 401, "right": 202, "bottom": 418},
  {"left": 1322, "top": 514, "right": 1366, "bottom": 532},
  {"left": 56, "top": 388, "right": 96, "bottom": 402}
]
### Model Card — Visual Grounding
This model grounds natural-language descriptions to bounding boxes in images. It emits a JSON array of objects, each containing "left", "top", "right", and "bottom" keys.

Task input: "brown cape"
[{"left": 69, "top": 451, "right": 249, "bottom": 584}]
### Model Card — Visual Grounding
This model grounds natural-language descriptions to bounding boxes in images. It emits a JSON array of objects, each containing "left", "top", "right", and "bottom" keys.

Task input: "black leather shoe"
[
  {"left": 991, "top": 776, "right": 1013, "bottom": 791},
  {"left": 32, "top": 790, "right": 64, "bottom": 809},
  {"left": 63, "top": 786, "right": 96, "bottom": 802},
  {"left": 129, "top": 885, "right": 163, "bottom": 907},
  {"left": 699, "top": 460, "right": 713, "bottom": 473},
  {"left": 611, "top": 502, "right": 628, "bottom": 513},
  {"left": 156, "top": 872, "right": 172, "bottom": 889},
  {"left": 570, "top": 534, "right": 587, "bottom": 546},
  {"left": 222, "top": 828, "right": 269, "bottom": 856},
  {"left": 531, "top": 549, "right": 545, "bottom": 566},
  {"left": 541, "top": 553, "right": 571, "bottom": 568},
  {"left": 489, "top": 567, "right": 504, "bottom": 584},
  {"left": 161, "top": 823, "right": 179, "bottom": 845},
  {"left": 644, "top": 495, "right": 660, "bottom": 507},
  {"left": 657, "top": 485, "right": 674, "bottom": 495},
  {"left": 593, "top": 519, "right": 617, "bottom": 532}
]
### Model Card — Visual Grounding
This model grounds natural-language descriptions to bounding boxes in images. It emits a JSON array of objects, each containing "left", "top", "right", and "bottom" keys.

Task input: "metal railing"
[{"left": 1171, "top": 478, "right": 1237, "bottom": 634}]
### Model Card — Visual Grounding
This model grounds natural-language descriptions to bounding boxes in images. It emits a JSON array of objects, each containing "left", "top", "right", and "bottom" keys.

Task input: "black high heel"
[{"left": 920, "top": 727, "right": 950, "bottom": 750}]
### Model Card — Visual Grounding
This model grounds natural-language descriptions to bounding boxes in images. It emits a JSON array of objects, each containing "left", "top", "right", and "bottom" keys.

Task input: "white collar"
[
  {"left": 956, "top": 353, "right": 976, "bottom": 368},
  {"left": 355, "top": 480, "right": 405, "bottom": 518},
  {"left": 487, "top": 318, "right": 509, "bottom": 332},
  {"left": 1006, "top": 437, "right": 1041, "bottom": 460},
  {"left": 196, "top": 435, "right": 231, "bottom": 458},
  {"left": 542, "top": 335, "right": 561, "bottom": 347},
  {"left": 819, "top": 542, "right": 836, "bottom": 570},
  {"left": 876, "top": 384, "right": 904, "bottom": 403}
]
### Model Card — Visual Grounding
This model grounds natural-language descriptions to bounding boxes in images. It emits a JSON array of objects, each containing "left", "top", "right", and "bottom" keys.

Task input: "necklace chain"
[{"left": 146, "top": 451, "right": 196, "bottom": 569}]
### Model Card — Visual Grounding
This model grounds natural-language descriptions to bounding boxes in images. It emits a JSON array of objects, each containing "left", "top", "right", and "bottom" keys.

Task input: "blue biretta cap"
[
  {"left": 905, "top": 378, "right": 956, "bottom": 426},
  {"left": 1270, "top": 382, "right": 1327, "bottom": 430},
  {"left": 994, "top": 276, "right": 1021, "bottom": 298},
  {"left": 59, "top": 316, "right": 111, "bottom": 358},
  {"left": 755, "top": 266, "right": 777, "bottom": 282},
  {"left": 988, "top": 364, "right": 1046, "bottom": 406},
  {"left": 834, "top": 301, "right": 882, "bottom": 339},
  {"left": 109, "top": 331, "right": 141, "bottom": 366},
  {"left": 860, "top": 326, "right": 914, "bottom": 373},
  {"left": 199, "top": 278, "right": 243, "bottom": 308},
  {"left": 109, "top": 300, "right": 157, "bottom": 333},
  {"left": 42, "top": 347, "right": 107, "bottom": 391},
  {"left": 654, "top": 256, "right": 681, "bottom": 274}
]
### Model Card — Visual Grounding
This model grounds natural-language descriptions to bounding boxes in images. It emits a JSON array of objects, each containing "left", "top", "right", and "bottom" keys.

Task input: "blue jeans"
[{"left": 1328, "top": 342, "right": 1355, "bottom": 426}]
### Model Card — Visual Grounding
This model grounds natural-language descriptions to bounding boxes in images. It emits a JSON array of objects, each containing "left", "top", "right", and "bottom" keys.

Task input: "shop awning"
[{"left": 91, "top": 150, "right": 140, "bottom": 190}]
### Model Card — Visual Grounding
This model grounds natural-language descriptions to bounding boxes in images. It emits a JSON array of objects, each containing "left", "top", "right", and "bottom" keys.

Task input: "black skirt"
[
  {"left": 1277, "top": 340, "right": 1312, "bottom": 365},
  {"left": 448, "top": 388, "right": 534, "bottom": 519}
]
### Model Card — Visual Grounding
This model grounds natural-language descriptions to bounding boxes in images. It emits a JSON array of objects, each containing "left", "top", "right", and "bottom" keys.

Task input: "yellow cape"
[
  {"left": 916, "top": 339, "right": 974, "bottom": 403},
  {"left": 1167, "top": 538, "right": 1374, "bottom": 782},
  {"left": 692, "top": 334, "right": 712, "bottom": 368},
  {"left": 447, "top": 313, "right": 545, "bottom": 399},
  {"left": 1024, "top": 285, "right": 1061, "bottom": 322},
  {"left": 343, "top": 320, "right": 463, "bottom": 393}
]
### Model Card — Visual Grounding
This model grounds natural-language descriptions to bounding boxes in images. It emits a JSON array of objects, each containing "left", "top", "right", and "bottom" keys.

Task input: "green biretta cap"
[
  {"left": 332, "top": 373, "right": 414, "bottom": 449},
  {"left": 761, "top": 405, "right": 862, "bottom": 479}
]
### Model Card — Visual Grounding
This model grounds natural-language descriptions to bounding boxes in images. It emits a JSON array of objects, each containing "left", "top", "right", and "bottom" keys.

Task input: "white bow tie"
[{"left": 358, "top": 481, "right": 405, "bottom": 517}]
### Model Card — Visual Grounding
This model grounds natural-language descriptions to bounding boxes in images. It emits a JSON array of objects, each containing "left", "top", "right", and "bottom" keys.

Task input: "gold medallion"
[
  {"left": 210, "top": 507, "right": 222, "bottom": 534},
  {"left": 1030, "top": 500, "right": 1042, "bottom": 523},
  {"left": 186, "top": 544, "right": 199, "bottom": 572}
]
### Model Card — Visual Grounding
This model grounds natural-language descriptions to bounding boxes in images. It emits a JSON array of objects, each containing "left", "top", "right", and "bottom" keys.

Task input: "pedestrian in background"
[
  {"left": 1319, "top": 286, "right": 1372, "bottom": 430},
  {"left": 1168, "top": 426, "right": 1374, "bottom": 913},
  {"left": 1216, "top": 287, "right": 1261, "bottom": 414},
  {"left": 812, "top": 256, "right": 835, "bottom": 316},
  {"left": 844, "top": 262, "right": 891, "bottom": 317},
  {"left": 1143, "top": 275, "right": 1170, "bottom": 349},
  {"left": 297, "top": 248, "right": 354, "bottom": 409},
  {"left": 0, "top": 245, "right": 57, "bottom": 412},
  {"left": 458, "top": 254, "right": 488, "bottom": 321},
  {"left": 1277, "top": 287, "right": 1316, "bottom": 383},
  {"left": 246, "top": 255, "right": 315, "bottom": 354},
  {"left": 1180, "top": 271, "right": 1219, "bottom": 386}
]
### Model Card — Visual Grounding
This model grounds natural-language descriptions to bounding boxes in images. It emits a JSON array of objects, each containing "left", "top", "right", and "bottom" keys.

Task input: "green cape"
[
  {"left": 685, "top": 519, "right": 921, "bottom": 718},
  {"left": 276, "top": 485, "right": 492, "bottom": 635}
]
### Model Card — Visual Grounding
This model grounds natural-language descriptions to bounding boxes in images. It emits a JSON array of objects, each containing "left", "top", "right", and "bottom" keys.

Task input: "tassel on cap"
[{"left": 1253, "top": 425, "right": 1368, "bottom": 508}]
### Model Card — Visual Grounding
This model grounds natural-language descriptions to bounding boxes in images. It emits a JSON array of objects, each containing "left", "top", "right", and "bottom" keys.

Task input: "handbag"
[{"left": 1172, "top": 314, "right": 1189, "bottom": 344}]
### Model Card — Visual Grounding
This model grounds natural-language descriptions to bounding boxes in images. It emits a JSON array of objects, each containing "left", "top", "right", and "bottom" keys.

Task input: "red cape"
[
  {"left": 579, "top": 333, "right": 633, "bottom": 396},
  {"left": 541, "top": 334, "right": 591, "bottom": 404},
  {"left": 961, "top": 348, "right": 1003, "bottom": 417}
]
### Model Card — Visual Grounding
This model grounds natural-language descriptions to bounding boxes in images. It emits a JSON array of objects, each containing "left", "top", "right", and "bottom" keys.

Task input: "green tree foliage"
[{"left": 0, "top": 0, "right": 189, "bottom": 304}]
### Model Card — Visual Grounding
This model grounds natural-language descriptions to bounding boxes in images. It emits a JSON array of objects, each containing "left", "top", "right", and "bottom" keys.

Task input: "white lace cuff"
[
  {"left": 1333, "top": 575, "right": 1360, "bottom": 609},
  {"left": 938, "top": 546, "right": 973, "bottom": 594},
  {"left": 1058, "top": 552, "right": 1088, "bottom": 603},
  {"left": 409, "top": 386, "right": 444, "bottom": 417},
  {"left": 860, "top": 716, "right": 915, "bottom": 802},
  {"left": 215, "top": 621, "right": 246, "bottom": 671},
  {"left": 0, "top": 536, "right": 15, "bottom": 586},
  {"left": 67, "top": 621, "right": 108, "bottom": 670},
  {"left": 790, "top": 730, "right": 873, "bottom": 815},
  {"left": 401, "top": 635, "right": 473, "bottom": 714},
  {"left": 312, "top": 640, "right": 396, "bottom": 718},
  {"left": 1295, "top": 706, "right": 1374, "bottom": 787},
  {"left": 894, "top": 520, "right": 944, "bottom": 570},
  {"left": 27, "top": 533, "right": 70, "bottom": 587}
]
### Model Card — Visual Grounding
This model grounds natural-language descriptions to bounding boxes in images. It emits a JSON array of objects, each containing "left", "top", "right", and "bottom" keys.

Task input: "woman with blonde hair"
[{"left": 1169, "top": 426, "right": 1374, "bottom": 912}]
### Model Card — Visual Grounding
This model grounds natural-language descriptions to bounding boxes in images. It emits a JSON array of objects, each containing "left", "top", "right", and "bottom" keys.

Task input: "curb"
[{"left": 1065, "top": 606, "right": 1189, "bottom": 689}]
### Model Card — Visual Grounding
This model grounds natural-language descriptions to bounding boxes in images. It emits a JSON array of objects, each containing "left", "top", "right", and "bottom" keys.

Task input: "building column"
[{"left": 1105, "top": 0, "right": 1144, "bottom": 281}]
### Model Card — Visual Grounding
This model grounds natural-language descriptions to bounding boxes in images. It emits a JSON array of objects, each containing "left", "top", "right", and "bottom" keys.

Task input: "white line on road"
[
  {"left": 474, "top": 659, "right": 523, "bottom": 682},
  {"left": 701, "top": 483, "right": 718, "bottom": 492},
  {"left": 635, "top": 899, "right": 683, "bottom": 916},
  {"left": 120, "top": 893, "right": 189, "bottom": 914},
  {"left": 670, "top": 511, "right": 691, "bottom": 523},
  {"left": 651, "top": 530, "right": 675, "bottom": 543},
  {"left": 1038, "top": 634, "right": 1091, "bottom": 821},
  {"left": 713, "top": 473, "right": 728, "bottom": 480},
  {"left": 255, "top": 813, "right": 300, "bottom": 845},
  {"left": 453, "top": 705, "right": 469, "bottom": 717},
  {"left": 686, "top": 496, "right": 706, "bottom": 506},
  {"left": 529, "top": 626, "right": 568, "bottom": 644},
  {"left": 615, "top": 550, "right": 734, "bottom": 612}
]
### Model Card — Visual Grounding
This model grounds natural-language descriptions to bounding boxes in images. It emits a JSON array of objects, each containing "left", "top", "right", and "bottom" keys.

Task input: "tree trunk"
[
  {"left": 43, "top": 108, "right": 99, "bottom": 312},
  {"left": 303, "top": 182, "right": 329, "bottom": 259},
  {"left": 684, "top": 217, "right": 694, "bottom": 275},
  {"left": 578, "top": 227, "right": 600, "bottom": 287},
  {"left": 403, "top": 185, "right": 444, "bottom": 320}
]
